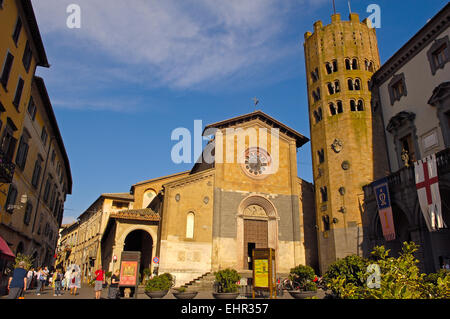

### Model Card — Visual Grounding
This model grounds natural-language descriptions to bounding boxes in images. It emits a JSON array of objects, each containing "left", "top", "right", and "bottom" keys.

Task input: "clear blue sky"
[{"left": 31, "top": 0, "right": 449, "bottom": 223}]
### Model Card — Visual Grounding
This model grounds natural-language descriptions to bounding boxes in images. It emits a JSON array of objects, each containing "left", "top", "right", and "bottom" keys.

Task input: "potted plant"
[
  {"left": 144, "top": 273, "right": 173, "bottom": 299},
  {"left": 212, "top": 268, "right": 241, "bottom": 299},
  {"left": 287, "top": 265, "right": 318, "bottom": 299},
  {"left": 172, "top": 286, "right": 198, "bottom": 299}
]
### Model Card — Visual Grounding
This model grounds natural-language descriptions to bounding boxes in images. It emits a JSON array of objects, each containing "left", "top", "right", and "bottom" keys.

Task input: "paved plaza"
[{"left": 1, "top": 284, "right": 328, "bottom": 300}]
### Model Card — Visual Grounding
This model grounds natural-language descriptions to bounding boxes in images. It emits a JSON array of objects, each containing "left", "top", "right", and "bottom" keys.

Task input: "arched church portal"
[
  {"left": 237, "top": 195, "right": 278, "bottom": 270},
  {"left": 123, "top": 230, "right": 153, "bottom": 279}
]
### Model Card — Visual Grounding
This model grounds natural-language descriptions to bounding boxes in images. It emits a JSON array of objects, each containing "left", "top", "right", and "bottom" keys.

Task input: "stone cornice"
[{"left": 372, "top": 3, "right": 450, "bottom": 86}]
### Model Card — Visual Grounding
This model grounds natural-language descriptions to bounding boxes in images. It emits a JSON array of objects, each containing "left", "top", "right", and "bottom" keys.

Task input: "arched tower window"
[
  {"left": 325, "top": 62, "right": 333, "bottom": 74},
  {"left": 354, "top": 78, "right": 361, "bottom": 90},
  {"left": 327, "top": 83, "right": 334, "bottom": 95},
  {"left": 350, "top": 99, "right": 357, "bottom": 112},
  {"left": 329, "top": 102, "right": 337, "bottom": 115},
  {"left": 352, "top": 58, "right": 359, "bottom": 70},
  {"left": 357, "top": 99, "right": 364, "bottom": 111},
  {"left": 334, "top": 80, "right": 340, "bottom": 93},
  {"left": 186, "top": 212, "right": 195, "bottom": 239},
  {"left": 345, "top": 58, "right": 351, "bottom": 70},
  {"left": 348, "top": 78, "right": 354, "bottom": 90},
  {"left": 337, "top": 100, "right": 343, "bottom": 113}
]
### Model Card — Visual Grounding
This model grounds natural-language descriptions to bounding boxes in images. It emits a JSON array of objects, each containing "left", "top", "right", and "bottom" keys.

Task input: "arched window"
[
  {"left": 348, "top": 79, "right": 354, "bottom": 91},
  {"left": 313, "top": 111, "right": 319, "bottom": 123},
  {"left": 332, "top": 60, "right": 338, "bottom": 72},
  {"left": 334, "top": 80, "right": 340, "bottom": 93},
  {"left": 368, "top": 61, "right": 374, "bottom": 72},
  {"left": 345, "top": 58, "right": 351, "bottom": 70},
  {"left": 327, "top": 83, "right": 335, "bottom": 95},
  {"left": 143, "top": 189, "right": 156, "bottom": 208},
  {"left": 186, "top": 212, "right": 195, "bottom": 239},
  {"left": 329, "top": 102, "right": 337, "bottom": 116},
  {"left": 354, "top": 78, "right": 361, "bottom": 90},
  {"left": 350, "top": 100, "right": 357, "bottom": 112},
  {"left": 318, "top": 107, "right": 323, "bottom": 120},
  {"left": 357, "top": 99, "right": 364, "bottom": 111},
  {"left": 325, "top": 62, "right": 333, "bottom": 74},
  {"left": 337, "top": 100, "right": 343, "bottom": 113},
  {"left": 352, "top": 58, "right": 359, "bottom": 70}
]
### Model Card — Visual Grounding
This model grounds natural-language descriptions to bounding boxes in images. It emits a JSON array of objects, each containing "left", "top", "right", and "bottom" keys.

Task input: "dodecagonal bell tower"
[{"left": 303, "top": 13, "right": 383, "bottom": 273}]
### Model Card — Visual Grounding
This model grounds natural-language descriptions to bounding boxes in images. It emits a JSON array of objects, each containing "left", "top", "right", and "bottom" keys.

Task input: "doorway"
[
  {"left": 123, "top": 230, "right": 153, "bottom": 282},
  {"left": 244, "top": 219, "right": 268, "bottom": 269}
]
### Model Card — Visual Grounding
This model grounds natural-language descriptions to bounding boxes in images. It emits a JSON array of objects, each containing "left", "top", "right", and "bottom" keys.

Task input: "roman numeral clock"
[{"left": 241, "top": 147, "right": 273, "bottom": 179}]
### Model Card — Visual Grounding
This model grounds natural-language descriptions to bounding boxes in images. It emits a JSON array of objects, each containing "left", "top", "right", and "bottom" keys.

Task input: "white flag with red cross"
[{"left": 414, "top": 154, "right": 446, "bottom": 231}]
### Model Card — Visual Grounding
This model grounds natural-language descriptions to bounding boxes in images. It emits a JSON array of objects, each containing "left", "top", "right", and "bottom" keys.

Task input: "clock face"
[{"left": 241, "top": 147, "right": 272, "bottom": 179}]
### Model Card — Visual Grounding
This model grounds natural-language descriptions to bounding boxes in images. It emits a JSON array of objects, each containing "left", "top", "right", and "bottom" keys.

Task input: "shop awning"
[{"left": 0, "top": 235, "right": 15, "bottom": 260}]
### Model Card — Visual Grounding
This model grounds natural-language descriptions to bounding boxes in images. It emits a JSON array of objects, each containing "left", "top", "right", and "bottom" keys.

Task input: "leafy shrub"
[
  {"left": 13, "top": 253, "right": 33, "bottom": 270},
  {"left": 289, "top": 265, "right": 317, "bottom": 291},
  {"left": 324, "top": 255, "right": 369, "bottom": 288},
  {"left": 325, "top": 242, "right": 450, "bottom": 299},
  {"left": 145, "top": 273, "right": 174, "bottom": 292},
  {"left": 214, "top": 268, "right": 241, "bottom": 293}
]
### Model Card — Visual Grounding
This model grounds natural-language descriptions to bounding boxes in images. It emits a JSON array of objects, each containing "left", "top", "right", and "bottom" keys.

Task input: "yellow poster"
[{"left": 254, "top": 259, "right": 269, "bottom": 288}]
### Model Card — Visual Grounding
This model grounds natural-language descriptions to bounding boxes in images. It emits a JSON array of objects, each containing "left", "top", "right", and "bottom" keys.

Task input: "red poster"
[{"left": 119, "top": 261, "right": 138, "bottom": 286}]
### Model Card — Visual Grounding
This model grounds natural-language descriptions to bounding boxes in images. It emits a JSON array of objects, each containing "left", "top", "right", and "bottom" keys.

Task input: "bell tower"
[{"left": 303, "top": 13, "right": 383, "bottom": 273}]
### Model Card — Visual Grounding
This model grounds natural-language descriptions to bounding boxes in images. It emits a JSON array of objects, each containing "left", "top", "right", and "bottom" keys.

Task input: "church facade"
[{"left": 96, "top": 111, "right": 317, "bottom": 286}]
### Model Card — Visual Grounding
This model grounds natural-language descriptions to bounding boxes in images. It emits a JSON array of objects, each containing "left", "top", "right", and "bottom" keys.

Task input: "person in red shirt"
[{"left": 94, "top": 265, "right": 105, "bottom": 299}]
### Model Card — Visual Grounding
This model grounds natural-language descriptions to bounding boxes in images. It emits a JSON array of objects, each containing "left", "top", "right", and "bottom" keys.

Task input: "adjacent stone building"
[{"left": 363, "top": 3, "right": 450, "bottom": 273}]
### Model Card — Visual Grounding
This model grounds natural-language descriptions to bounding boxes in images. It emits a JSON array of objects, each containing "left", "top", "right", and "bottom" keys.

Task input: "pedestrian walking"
[
  {"left": 42, "top": 266, "right": 49, "bottom": 290},
  {"left": 53, "top": 269, "right": 63, "bottom": 296},
  {"left": 35, "top": 267, "right": 45, "bottom": 295},
  {"left": 69, "top": 267, "right": 81, "bottom": 295},
  {"left": 26, "top": 268, "right": 34, "bottom": 290},
  {"left": 7, "top": 261, "right": 28, "bottom": 299},
  {"left": 108, "top": 269, "right": 120, "bottom": 299},
  {"left": 94, "top": 264, "right": 105, "bottom": 299}
]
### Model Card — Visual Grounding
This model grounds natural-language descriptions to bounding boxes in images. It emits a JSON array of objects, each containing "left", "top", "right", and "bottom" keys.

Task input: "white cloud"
[{"left": 32, "top": 0, "right": 324, "bottom": 90}]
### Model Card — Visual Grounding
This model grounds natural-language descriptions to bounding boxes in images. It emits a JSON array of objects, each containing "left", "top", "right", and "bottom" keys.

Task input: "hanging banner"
[
  {"left": 414, "top": 154, "right": 446, "bottom": 231},
  {"left": 373, "top": 178, "right": 396, "bottom": 241}
]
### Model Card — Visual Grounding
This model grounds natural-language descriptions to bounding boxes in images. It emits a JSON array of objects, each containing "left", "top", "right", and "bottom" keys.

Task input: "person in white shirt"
[{"left": 26, "top": 268, "right": 34, "bottom": 289}]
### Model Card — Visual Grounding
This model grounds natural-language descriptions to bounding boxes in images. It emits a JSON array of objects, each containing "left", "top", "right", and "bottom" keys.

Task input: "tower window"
[
  {"left": 354, "top": 79, "right": 361, "bottom": 90},
  {"left": 320, "top": 186, "right": 328, "bottom": 202},
  {"left": 332, "top": 60, "right": 338, "bottom": 72},
  {"left": 317, "top": 149, "right": 325, "bottom": 163},
  {"left": 311, "top": 67, "right": 319, "bottom": 82},
  {"left": 329, "top": 102, "right": 337, "bottom": 116},
  {"left": 325, "top": 62, "right": 333, "bottom": 74},
  {"left": 350, "top": 100, "right": 356, "bottom": 112},
  {"left": 348, "top": 79, "right": 354, "bottom": 91},
  {"left": 345, "top": 59, "right": 351, "bottom": 70},
  {"left": 325, "top": 60, "right": 338, "bottom": 74},
  {"left": 337, "top": 100, "right": 343, "bottom": 113},
  {"left": 313, "top": 107, "right": 323, "bottom": 124},
  {"left": 322, "top": 215, "right": 330, "bottom": 231},
  {"left": 335, "top": 80, "right": 340, "bottom": 93},
  {"left": 357, "top": 99, "right": 364, "bottom": 111},
  {"left": 352, "top": 58, "right": 359, "bottom": 70}
]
